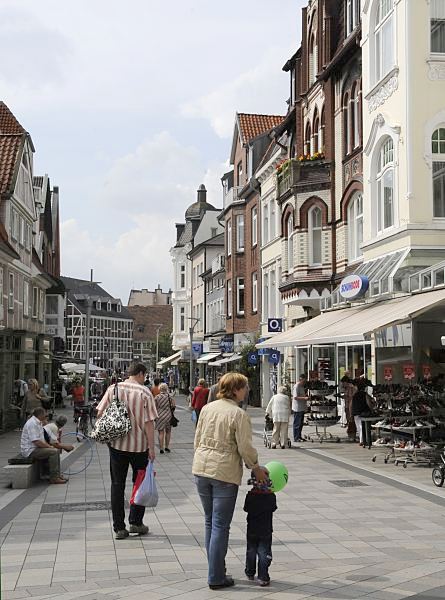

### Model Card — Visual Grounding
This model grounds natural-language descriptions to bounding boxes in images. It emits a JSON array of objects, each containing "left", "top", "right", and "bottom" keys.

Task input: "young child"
[{"left": 244, "top": 469, "right": 277, "bottom": 587}]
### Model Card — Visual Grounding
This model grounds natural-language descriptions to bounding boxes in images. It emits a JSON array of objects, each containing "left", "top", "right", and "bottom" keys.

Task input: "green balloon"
[{"left": 265, "top": 461, "right": 288, "bottom": 493}]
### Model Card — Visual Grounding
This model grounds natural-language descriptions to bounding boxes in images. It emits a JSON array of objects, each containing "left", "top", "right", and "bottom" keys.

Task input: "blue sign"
[
  {"left": 192, "top": 343, "right": 203, "bottom": 358},
  {"left": 219, "top": 339, "right": 234, "bottom": 353},
  {"left": 247, "top": 352, "right": 258, "bottom": 366},
  {"left": 268, "top": 350, "right": 281, "bottom": 365},
  {"left": 268, "top": 318, "right": 283, "bottom": 333},
  {"left": 257, "top": 348, "right": 270, "bottom": 356},
  {"left": 339, "top": 275, "right": 369, "bottom": 300}
]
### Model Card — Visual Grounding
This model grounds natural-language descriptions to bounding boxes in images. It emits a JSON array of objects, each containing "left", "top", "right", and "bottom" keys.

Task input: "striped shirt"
[{"left": 97, "top": 381, "right": 157, "bottom": 453}]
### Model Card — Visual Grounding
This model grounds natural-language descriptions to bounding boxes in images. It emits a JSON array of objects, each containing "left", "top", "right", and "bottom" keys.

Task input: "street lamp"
[{"left": 188, "top": 317, "right": 200, "bottom": 394}]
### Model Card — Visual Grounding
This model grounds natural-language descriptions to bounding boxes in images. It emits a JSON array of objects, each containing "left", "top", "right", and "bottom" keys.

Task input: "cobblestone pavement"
[{"left": 1, "top": 397, "right": 445, "bottom": 599}]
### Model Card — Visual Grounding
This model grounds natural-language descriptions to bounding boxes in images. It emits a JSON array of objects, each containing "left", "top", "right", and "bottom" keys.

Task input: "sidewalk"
[{"left": 1, "top": 398, "right": 445, "bottom": 599}]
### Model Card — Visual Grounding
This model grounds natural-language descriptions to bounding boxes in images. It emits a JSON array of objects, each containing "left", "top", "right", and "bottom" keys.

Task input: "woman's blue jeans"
[{"left": 195, "top": 475, "right": 238, "bottom": 585}]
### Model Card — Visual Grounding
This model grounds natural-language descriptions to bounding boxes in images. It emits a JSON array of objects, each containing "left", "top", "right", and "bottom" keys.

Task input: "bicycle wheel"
[
  {"left": 79, "top": 417, "right": 89, "bottom": 439},
  {"left": 432, "top": 467, "right": 445, "bottom": 487}
]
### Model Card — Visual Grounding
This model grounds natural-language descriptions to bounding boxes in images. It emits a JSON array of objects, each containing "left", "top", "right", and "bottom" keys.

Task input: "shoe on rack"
[
  {"left": 129, "top": 524, "right": 149, "bottom": 535},
  {"left": 298, "top": 438, "right": 306, "bottom": 442},
  {"left": 209, "top": 577, "right": 235, "bottom": 590},
  {"left": 115, "top": 529, "right": 129, "bottom": 540}
]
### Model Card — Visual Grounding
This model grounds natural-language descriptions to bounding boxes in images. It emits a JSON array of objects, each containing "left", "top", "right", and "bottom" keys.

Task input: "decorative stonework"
[
  {"left": 428, "top": 61, "right": 445, "bottom": 81},
  {"left": 368, "top": 74, "right": 399, "bottom": 112}
]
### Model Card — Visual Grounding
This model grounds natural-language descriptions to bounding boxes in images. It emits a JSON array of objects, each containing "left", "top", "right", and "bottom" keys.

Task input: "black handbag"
[{"left": 168, "top": 396, "right": 179, "bottom": 427}]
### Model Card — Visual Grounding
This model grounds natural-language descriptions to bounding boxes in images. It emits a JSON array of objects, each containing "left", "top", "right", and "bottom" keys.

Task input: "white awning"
[
  {"left": 210, "top": 353, "right": 242, "bottom": 366},
  {"left": 257, "top": 289, "right": 445, "bottom": 348},
  {"left": 157, "top": 351, "right": 182, "bottom": 368},
  {"left": 196, "top": 352, "right": 221, "bottom": 364}
]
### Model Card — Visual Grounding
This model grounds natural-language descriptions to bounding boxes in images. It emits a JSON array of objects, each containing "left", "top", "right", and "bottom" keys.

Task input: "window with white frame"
[
  {"left": 345, "top": 0, "right": 361, "bottom": 37},
  {"left": 117, "top": 302, "right": 122, "bottom": 313},
  {"left": 270, "top": 270, "right": 276, "bottom": 317},
  {"left": 8, "top": 272, "right": 14, "bottom": 309},
  {"left": 180, "top": 306, "right": 185, "bottom": 331},
  {"left": 374, "top": 0, "right": 394, "bottom": 83},
  {"left": 180, "top": 264, "right": 186, "bottom": 288},
  {"left": 32, "top": 286, "right": 38, "bottom": 317},
  {"left": 309, "top": 206, "right": 322, "bottom": 266},
  {"left": 252, "top": 272, "right": 258, "bottom": 313},
  {"left": 343, "top": 93, "right": 350, "bottom": 156},
  {"left": 24, "top": 281, "right": 29, "bottom": 316},
  {"left": 10, "top": 209, "right": 16, "bottom": 240},
  {"left": 432, "top": 127, "right": 445, "bottom": 217},
  {"left": 263, "top": 272, "right": 269, "bottom": 318},
  {"left": 227, "top": 219, "right": 232, "bottom": 256},
  {"left": 236, "top": 214, "right": 245, "bottom": 252},
  {"left": 351, "top": 83, "right": 360, "bottom": 149},
  {"left": 287, "top": 214, "right": 294, "bottom": 271},
  {"left": 348, "top": 193, "right": 364, "bottom": 261},
  {"left": 236, "top": 277, "right": 245, "bottom": 315},
  {"left": 107, "top": 301, "right": 111, "bottom": 311},
  {"left": 270, "top": 199, "right": 276, "bottom": 239},
  {"left": 263, "top": 203, "right": 269, "bottom": 245},
  {"left": 431, "top": 0, "right": 445, "bottom": 54},
  {"left": 376, "top": 137, "right": 395, "bottom": 232},
  {"left": 251, "top": 206, "right": 257, "bottom": 246},
  {"left": 97, "top": 300, "right": 101, "bottom": 310},
  {"left": 39, "top": 290, "right": 45, "bottom": 321},
  {"left": 227, "top": 280, "right": 232, "bottom": 317},
  {"left": 308, "top": 34, "right": 317, "bottom": 85}
]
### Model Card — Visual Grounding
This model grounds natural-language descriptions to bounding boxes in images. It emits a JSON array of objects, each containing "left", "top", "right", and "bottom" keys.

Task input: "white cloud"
[{"left": 181, "top": 47, "right": 291, "bottom": 139}]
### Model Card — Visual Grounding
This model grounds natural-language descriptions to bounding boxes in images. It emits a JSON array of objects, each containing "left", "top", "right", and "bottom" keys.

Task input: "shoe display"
[
  {"left": 115, "top": 529, "right": 129, "bottom": 539},
  {"left": 129, "top": 524, "right": 149, "bottom": 535},
  {"left": 209, "top": 577, "right": 235, "bottom": 590}
]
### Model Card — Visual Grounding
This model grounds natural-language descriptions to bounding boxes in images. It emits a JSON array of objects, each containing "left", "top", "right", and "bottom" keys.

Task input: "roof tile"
[
  {"left": 0, "top": 135, "right": 23, "bottom": 195},
  {"left": 238, "top": 113, "right": 284, "bottom": 144},
  {"left": 0, "top": 102, "right": 25, "bottom": 135}
]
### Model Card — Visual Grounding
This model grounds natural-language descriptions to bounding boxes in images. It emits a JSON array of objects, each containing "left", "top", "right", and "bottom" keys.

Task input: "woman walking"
[
  {"left": 193, "top": 372, "right": 268, "bottom": 590},
  {"left": 265, "top": 385, "right": 291, "bottom": 449},
  {"left": 191, "top": 378, "right": 209, "bottom": 424},
  {"left": 155, "top": 383, "right": 176, "bottom": 454}
]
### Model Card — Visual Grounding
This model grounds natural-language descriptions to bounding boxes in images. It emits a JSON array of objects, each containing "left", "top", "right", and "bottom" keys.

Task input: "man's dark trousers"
[
  {"left": 109, "top": 446, "right": 148, "bottom": 532},
  {"left": 293, "top": 411, "right": 305, "bottom": 441}
]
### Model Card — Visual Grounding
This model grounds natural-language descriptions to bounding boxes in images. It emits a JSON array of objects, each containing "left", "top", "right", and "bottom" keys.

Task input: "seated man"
[
  {"left": 20, "top": 407, "right": 68, "bottom": 484},
  {"left": 44, "top": 415, "right": 74, "bottom": 453}
]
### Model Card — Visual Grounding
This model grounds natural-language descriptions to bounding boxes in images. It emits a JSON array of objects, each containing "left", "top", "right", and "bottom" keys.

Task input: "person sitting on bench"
[
  {"left": 44, "top": 415, "right": 74, "bottom": 453},
  {"left": 20, "top": 408, "right": 68, "bottom": 484}
]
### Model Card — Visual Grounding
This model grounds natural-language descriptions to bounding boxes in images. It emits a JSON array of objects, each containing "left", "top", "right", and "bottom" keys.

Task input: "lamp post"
[{"left": 188, "top": 317, "right": 200, "bottom": 394}]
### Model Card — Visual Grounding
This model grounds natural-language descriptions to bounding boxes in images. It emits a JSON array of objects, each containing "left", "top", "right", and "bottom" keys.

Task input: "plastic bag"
[
  {"left": 133, "top": 462, "right": 158, "bottom": 507},
  {"left": 130, "top": 469, "right": 146, "bottom": 505},
  {"left": 191, "top": 410, "right": 197, "bottom": 424}
]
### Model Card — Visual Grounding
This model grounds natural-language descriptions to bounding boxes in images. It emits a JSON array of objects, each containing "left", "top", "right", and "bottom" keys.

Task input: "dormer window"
[
  {"left": 97, "top": 300, "right": 101, "bottom": 310},
  {"left": 107, "top": 301, "right": 111, "bottom": 312},
  {"left": 117, "top": 302, "right": 122, "bottom": 313}
]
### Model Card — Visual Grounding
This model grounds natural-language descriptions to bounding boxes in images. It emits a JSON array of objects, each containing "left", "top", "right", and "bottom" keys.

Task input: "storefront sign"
[
  {"left": 383, "top": 366, "right": 393, "bottom": 381},
  {"left": 268, "top": 318, "right": 283, "bottom": 333},
  {"left": 422, "top": 365, "right": 432, "bottom": 379},
  {"left": 247, "top": 352, "right": 258, "bottom": 366},
  {"left": 339, "top": 274, "right": 369, "bottom": 300},
  {"left": 403, "top": 364, "right": 416, "bottom": 380},
  {"left": 257, "top": 347, "right": 270, "bottom": 355},
  {"left": 268, "top": 350, "right": 281, "bottom": 365}
]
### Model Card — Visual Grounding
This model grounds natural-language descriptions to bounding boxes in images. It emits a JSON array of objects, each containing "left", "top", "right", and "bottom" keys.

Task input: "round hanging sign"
[{"left": 339, "top": 274, "right": 369, "bottom": 300}]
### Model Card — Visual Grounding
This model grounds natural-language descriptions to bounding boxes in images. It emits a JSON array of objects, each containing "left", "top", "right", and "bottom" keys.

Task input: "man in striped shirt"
[{"left": 97, "top": 363, "right": 157, "bottom": 539}]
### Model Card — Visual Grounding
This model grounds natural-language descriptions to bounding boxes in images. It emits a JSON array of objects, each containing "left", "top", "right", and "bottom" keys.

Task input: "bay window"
[
  {"left": 431, "top": 0, "right": 445, "bottom": 54},
  {"left": 287, "top": 214, "right": 294, "bottom": 272},
  {"left": 348, "top": 193, "right": 364, "bottom": 261},
  {"left": 374, "top": 0, "right": 394, "bottom": 83}
]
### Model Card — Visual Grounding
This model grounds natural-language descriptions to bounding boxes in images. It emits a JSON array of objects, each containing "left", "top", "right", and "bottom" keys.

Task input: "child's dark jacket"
[{"left": 244, "top": 491, "right": 277, "bottom": 538}]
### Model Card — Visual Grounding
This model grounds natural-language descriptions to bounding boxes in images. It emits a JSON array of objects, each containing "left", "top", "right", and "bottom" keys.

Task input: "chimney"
[
  {"left": 176, "top": 223, "right": 185, "bottom": 242},
  {"left": 197, "top": 184, "right": 207, "bottom": 203}
]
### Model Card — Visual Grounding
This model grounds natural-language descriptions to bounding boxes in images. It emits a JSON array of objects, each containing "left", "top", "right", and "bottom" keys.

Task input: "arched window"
[
  {"left": 376, "top": 137, "right": 394, "bottom": 232},
  {"left": 308, "top": 206, "right": 322, "bottom": 266},
  {"left": 287, "top": 213, "right": 294, "bottom": 271},
  {"left": 343, "top": 93, "right": 350, "bottom": 156},
  {"left": 348, "top": 193, "right": 363, "bottom": 261},
  {"left": 320, "top": 106, "right": 326, "bottom": 153},
  {"left": 432, "top": 127, "right": 445, "bottom": 217},
  {"left": 374, "top": 0, "right": 395, "bottom": 83},
  {"left": 305, "top": 122, "right": 312, "bottom": 155},
  {"left": 351, "top": 83, "right": 360, "bottom": 149},
  {"left": 313, "top": 113, "right": 320, "bottom": 154},
  {"left": 309, "top": 34, "right": 317, "bottom": 85}
]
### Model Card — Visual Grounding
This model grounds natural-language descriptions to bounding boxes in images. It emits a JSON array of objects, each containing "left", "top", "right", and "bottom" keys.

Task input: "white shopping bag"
[{"left": 134, "top": 461, "right": 158, "bottom": 507}]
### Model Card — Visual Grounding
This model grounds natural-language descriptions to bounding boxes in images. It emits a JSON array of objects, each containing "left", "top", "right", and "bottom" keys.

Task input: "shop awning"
[
  {"left": 209, "top": 353, "right": 242, "bottom": 366},
  {"left": 156, "top": 351, "right": 182, "bottom": 368},
  {"left": 257, "top": 288, "right": 445, "bottom": 348},
  {"left": 196, "top": 352, "right": 221, "bottom": 364}
]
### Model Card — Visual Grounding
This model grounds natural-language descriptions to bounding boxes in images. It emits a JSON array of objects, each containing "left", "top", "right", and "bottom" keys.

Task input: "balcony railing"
[
  {"left": 223, "top": 186, "right": 242, "bottom": 211},
  {"left": 277, "top": 160, "right": 300, "bottom": 198}
]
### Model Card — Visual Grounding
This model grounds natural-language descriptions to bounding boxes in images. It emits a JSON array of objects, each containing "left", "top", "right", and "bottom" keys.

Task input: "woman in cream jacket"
[{"left": 192, "top": 372, "right": 267, "bottom": 591}]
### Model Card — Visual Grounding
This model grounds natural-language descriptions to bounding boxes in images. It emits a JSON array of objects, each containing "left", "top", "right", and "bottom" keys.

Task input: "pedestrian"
[
  {"left": 71, "top": 378, "right": 85, "bottom": 407},
  {"left": 207, "top": 379, "right": 220, "bottom": 403},
  {"left": 351, "top": 377, "right": 373, "bottom": 446},
  {"left": 20, "top": 408, "right": 68, "bottom": 484},
  {"left": 341, "top": 373, "right": 357, "bottom": 440},
  {"left": 150, "top": 378, "right": 161, "bottom": 398},
  {"left": 265, "top": 386, "right": 291, "bottom": 449},
  {"left": 292, "top": 374, "right": 308, "bottom": 442},
  {"left": 24, "top": 379, "right": 46, "bottom": 417},
  {"left": 155, "top": 383, "right": 176, "bottom": 454},
  {"left": 96, "top": 363, "right": 157, "bottom": 539},
  {"left": 191, "top": 378, "right": 209, "bottom": 424},
  {"left": 244, "top": 469, "right": 277, "bottom": 587},
  {"left": 192, "top": 372, "right": 268, "bottom": 590},
  {"left": 44, "top": 415, "right": 75, "bottom": 453}
]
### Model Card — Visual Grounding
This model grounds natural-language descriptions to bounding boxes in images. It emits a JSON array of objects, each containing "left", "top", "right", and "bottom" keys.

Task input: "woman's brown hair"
[{"left": 217, "top": 372, "right": 248, "bottom": 400}]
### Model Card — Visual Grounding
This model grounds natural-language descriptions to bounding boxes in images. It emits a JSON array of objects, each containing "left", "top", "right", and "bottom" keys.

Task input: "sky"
[{"left": 0, "top": 0, "right": 305, "bottom": 302}]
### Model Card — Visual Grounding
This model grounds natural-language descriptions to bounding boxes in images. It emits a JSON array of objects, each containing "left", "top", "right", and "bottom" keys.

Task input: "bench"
[{"left": 4, "top": 455, "right": 42, "bottom": 489}]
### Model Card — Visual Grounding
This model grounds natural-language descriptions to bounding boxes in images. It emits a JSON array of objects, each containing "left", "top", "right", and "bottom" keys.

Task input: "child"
[{"left": 244, "top": 469, "right": 277, "bottom": 587}]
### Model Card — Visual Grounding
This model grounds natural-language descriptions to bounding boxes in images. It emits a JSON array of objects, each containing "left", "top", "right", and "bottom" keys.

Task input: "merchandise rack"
[{"left": 306, "top": 387, "right": 340, "bottom": 443}]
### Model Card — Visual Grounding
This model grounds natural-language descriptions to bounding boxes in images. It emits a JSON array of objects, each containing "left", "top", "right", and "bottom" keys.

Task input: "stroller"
[{"left": 263, "top": 414, "right": 292, "bottom": 449}]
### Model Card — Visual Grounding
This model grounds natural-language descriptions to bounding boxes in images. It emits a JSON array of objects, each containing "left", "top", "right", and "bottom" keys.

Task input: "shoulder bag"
[
  {"left": 168, "top": 396, "right": 179, "bottom": 428},
  {"left": 91, "top": 383, "right": 132, "bottom": 444}
]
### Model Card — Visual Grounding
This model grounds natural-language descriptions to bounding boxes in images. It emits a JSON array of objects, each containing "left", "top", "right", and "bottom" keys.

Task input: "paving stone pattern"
[{"left": 1, "top": 398, "right": 445, "bottom": 599}]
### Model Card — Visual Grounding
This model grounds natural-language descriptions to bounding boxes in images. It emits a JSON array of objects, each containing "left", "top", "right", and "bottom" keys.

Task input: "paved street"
[{"left": 1, "top": 398, "right": 445, "bottom": 599}]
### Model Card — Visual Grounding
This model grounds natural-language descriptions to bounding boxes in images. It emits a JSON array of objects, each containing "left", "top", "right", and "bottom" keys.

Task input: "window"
[
  {"left": 117, "top": 303, "right": 122, "bottom": 313},
  {"left": 374, "top": 0, "right": 394, "bottom": 83},
  {"left": 252, "top": 272, "right": 258, "bottom": 313},
  {"left": 431, "top": 0, "right": 445, "bottom": 54},
  {"left": 32, "top": 286, "right": 38, "bottom": 318},
  {"left": 308, "top": 34, "right": 317, "bottom": 85},
  {"left": 23, "top": 281, "right": 29, "bottom": 317},
  {"left": 180, "top": 307, "right": 185, "bottom": 331},
  {"left": 251, "top": 207, "right": 257, "bottom": 246},
  {"left": 236, "top": 214, "right": 244, "bottom": 252},
  {"left": 313, "top": 115, "right": 319, "bottom": 153},
  {"left": 376, "top": 137, "right": 394, "bottom": 232},
  {"left": 345, "top": 0, "right": 361, "bottom": 36},
  {"left": 263, "top": 273, "right": 269, "bottom": 317},
  {"left": 19, "top": 217, "right": 24, "bottom": 246},
  {"left": 39, "top": 290, "right": 45, "bottom": 321},
  {"left": 97, "top": 300, "right": 102, "bottom": 311},
  {"left": 180, "top": 264, "right": 186, "bottom": 288},
  {"left": 25, "top": 223, "right": 31, "bottom": 251},
  {"left": 432, "top": 127, "right": 445, "bottom": 217},
  {"left": 227, "top": 280, "right": 232, "bottom": 317},
  {"left": 107, "top": 301, "right": 111, "bottom": 311},
  {"left": 287, "top": 214, "right": 294, "bottom": 271},
  {"left": 227, "top": 219, "right": 232, "bottom": 256},
  {"left": 348, "top": 193, "right": 364, "bottom": 261},
  {"left": 8, "top": 273, "right": 14, "bottom": 309},
  {"left": 237, "top": 161, "right": 243, "bottom": 185},
  {"left": 351, "top": 84, "right": 360, "bottom": 150},
  {"left": 270, "top": 200, "right": 276, "bottom": 239},
  {"left": 270, "top": 270, "right": 276, "bottom": 317},
  {"left": 343, "top": 93, "right": 350, "bottom": 155},
  {"left": 263, "top": 203, "right": 269, "bottom": 245},
  {"left": 0, "top": 268, "right": 3, "bottom": 305},
  {"left": 309, "top": 206, "right": 322, "bottom": 266},
  {"left": 236, "top": 278, "right": 245, "bottom": 315},
  {"left": 305, "top": 122, "right": 312, "bottom": 156},
  {"left": 10, "top": 209, "right": 16, "bottom": 240}
]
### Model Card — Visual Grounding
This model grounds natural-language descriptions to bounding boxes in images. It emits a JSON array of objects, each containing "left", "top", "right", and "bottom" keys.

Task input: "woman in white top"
[{"left": 265, "top": 386, "right": 292, "bottom": 449}]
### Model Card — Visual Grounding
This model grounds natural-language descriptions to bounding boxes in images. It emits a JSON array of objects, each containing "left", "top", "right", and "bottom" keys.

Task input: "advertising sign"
[
  {"left": 247, "top": 352, "right": 258, "bottom": 366},
  {"left": 268, "top": 318, "right": 283, "bottom": 333},
  {"left": 383, "top": 366, "right": 393, "bottom": 381},
  {"left": 403, "top": 363, "right": 416, "bottom": 380},
  {"left": 339, "top": 274, "right": 369, "bottom": 300},
  {"left": 268, "top": 350, "right": 281, "bottom": 365}
]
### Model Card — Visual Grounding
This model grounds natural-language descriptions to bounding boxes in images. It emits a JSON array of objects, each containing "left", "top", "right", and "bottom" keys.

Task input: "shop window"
[
  {"left": 251, "top": 206, "right": 257, "bottom": 247},
  {"left": 236, "top": 214, "right": 245, "bottom": 252},
  {"left": 252, "top": 272, "right": 258, "bottom": 313},
  {"left": 376, "top": 137, "right": 395, "bottom": 232},
  {"left": 432, "top": 128, "right": 445, "bottom": 217},
  {"left": 309, "top": 206, "right": 322, "bottom": 266},
  {"left": 374, "top": 0, "right": 395, "bottom": 83},
  {"left": 348, "top": 193, "right": 364, "bottom": 261},
  {"left": 431, "top": 0, "right": 445, "bottom": 54},
  {"left": 236, "top": 277, "right": 245, "bottom": 315}
]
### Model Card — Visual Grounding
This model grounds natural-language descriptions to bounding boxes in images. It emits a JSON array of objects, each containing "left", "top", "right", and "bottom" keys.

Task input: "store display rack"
[{"left": 306, "top": 384, "right": 340, "bottom": 443}]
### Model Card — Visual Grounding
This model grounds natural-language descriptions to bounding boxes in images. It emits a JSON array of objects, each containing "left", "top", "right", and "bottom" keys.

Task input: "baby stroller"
[{"left": 263, "top": 414, "right": 292, "bottom": 449}]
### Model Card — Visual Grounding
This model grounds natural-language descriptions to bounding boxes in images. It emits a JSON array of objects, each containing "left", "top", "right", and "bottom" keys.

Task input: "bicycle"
[
  {"left": 73, "top": 400, "right": 98, "bottom": 441},
  {"left": 432, "top": 451, "right": 445, "bottom": 487}
]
